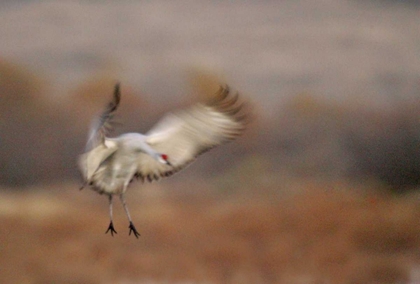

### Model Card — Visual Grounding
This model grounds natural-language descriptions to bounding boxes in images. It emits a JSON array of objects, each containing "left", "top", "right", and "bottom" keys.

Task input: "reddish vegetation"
[{"left": 1, "top": 184, "right": 420, "bottom": 283}]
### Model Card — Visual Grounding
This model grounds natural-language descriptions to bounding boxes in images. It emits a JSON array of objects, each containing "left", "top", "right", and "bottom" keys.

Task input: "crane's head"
[{"left": 157, "top": 153, "right": 172, "bottom": 166}]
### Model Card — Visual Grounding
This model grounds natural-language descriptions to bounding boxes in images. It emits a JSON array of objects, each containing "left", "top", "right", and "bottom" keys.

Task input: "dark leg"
[
  {"left": 120, "top": 194, "right": 140, "bottom": 238},
  {"left": 105, "top": 195, "right": 117, "bottom": 236}
]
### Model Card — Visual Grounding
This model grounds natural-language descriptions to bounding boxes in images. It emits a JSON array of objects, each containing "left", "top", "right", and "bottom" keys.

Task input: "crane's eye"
[{"left": 161, "top": 154, "right": 168, "bottom": 161}]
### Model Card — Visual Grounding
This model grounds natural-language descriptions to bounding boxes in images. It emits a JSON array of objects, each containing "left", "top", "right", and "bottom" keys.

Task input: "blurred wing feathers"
[
  {"left": 136, "top": 84, "right": 247, "bottom": 182},
  {"left": 85, "top": 83, "right": 121, "bottom": 151},
  {"left": 78, "top": 142, "right": 118, "bottom": 181},
  {"left": 80, "top": 83, "right": 120, "bottom": 181}
]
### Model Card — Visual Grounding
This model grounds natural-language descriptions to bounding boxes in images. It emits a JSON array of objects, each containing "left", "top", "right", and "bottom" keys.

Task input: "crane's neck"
[{"left": 119, "top": 133, "right": 161, "bottom": 161}]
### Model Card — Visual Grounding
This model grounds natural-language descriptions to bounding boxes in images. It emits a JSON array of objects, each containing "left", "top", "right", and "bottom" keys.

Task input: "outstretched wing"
[
  {"left": 85, "top": 83, "right": 121, "bottom": 151},
  {"left": 79, "top": 83, "right": 121, "bottom": 181},
  {"left": 135, "top": 84, "right": 248, "bottom": 182}
]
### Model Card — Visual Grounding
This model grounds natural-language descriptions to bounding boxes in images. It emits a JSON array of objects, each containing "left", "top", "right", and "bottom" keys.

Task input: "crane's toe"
[
  {"left": 128, "top": 221, "right": 141, "bottom": 238},
  {"left": 105, "top": 221, "right": 118, "bottom": 236}
]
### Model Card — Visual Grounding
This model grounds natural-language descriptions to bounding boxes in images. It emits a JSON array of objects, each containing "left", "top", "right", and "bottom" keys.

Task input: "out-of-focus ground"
[
  {"left": 1, "top": 0, "right": 420, "bottom": 283},
  {"left": 2, "top": 183, "right": 420, "bottom": 283}
]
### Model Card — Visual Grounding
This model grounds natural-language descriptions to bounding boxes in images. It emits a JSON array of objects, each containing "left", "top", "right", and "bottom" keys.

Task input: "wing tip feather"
[{"left": 208, "top": 83, "right": 252, "bottom": 128}]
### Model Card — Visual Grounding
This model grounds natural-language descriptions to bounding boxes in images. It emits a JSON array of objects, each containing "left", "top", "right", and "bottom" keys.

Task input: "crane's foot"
[
  {"left": 105, "top": 221, "right": 118, "bottom": 236},
  {"left": 128, "top": 221, "right": 141, "bottom": 238}
]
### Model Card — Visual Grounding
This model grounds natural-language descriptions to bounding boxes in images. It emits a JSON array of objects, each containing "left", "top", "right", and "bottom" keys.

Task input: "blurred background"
[{"left": 1, "top": 0, "right": 420, "bottom": 283}]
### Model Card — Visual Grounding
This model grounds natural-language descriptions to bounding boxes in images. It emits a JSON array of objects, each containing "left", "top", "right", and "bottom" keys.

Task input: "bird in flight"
[{"left": 79, "top": 83, "right": 248, "bottom": 238}]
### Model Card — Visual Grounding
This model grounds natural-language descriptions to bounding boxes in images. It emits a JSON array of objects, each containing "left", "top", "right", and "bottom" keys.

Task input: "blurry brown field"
[{"left": 1, "top": 181, "right": 420, "bottom": 284}]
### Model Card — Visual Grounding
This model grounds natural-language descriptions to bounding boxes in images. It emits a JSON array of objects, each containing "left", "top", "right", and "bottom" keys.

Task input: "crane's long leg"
[
  {"left": 105, "top": 195, "right": 117, "bottom": 236},
  {"left": 120, "top": 193, "right": 140, "bottom": 238}
]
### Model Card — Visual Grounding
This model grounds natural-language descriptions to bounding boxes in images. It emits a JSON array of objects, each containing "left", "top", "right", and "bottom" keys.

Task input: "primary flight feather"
[{"left": 79, "top": 83, "right": 248, "bottom": 238}]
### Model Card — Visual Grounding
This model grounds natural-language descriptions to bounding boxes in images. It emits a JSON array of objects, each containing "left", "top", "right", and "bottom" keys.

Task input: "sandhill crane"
[{"left": 79, "top": 83, "right": 248, "bottom": 238}]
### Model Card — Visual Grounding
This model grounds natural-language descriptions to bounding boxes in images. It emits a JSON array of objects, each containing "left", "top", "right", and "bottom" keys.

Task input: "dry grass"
[{"left": 1, "top": 183, "right": 420, "bottom": 284}]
